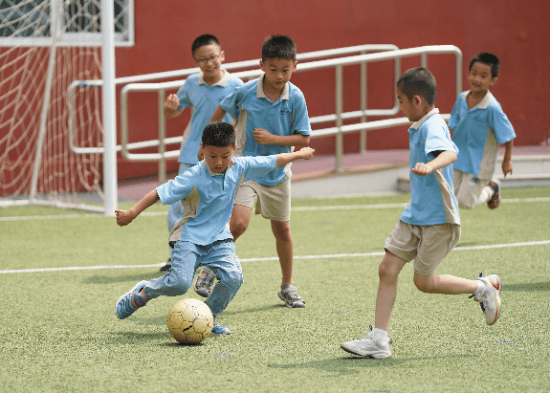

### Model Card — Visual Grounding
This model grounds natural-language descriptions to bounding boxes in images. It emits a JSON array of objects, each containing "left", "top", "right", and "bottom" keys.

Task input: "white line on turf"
[
  {"left": 1, "top": 197, "right": 549, "bottom": 221},
  {"left": 1, "top": 239, "right": 549, "bottom": 274}
]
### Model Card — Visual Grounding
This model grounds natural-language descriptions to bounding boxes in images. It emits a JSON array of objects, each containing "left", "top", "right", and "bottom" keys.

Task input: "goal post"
[{"left": 0, "top": 0, "right": 132, "bottom": 214}]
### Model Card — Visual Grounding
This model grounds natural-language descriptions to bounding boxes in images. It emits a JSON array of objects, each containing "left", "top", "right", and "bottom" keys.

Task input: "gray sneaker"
[
  {"left": 278, "top": 284, "right": 306, "bottom": 308},
  {"left": 194, "top": 266, "right": 215, "bottom": 297},
  {"left": 341, "top": 328, "right": 391, "bottom": 359}
]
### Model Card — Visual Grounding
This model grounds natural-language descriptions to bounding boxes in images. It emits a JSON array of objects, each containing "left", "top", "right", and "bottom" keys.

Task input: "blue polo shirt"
[
  {"left": 176, "top": 71, "right": 244, "bottom": 165},
  {"left": 156, "top": 155, "right": 277, "bottom": 245},
  {"left": 400, "top": 109, "right": 461, "bottom": 226},
  {"left": 220, "top": 74, "right": 311, "bottom": 186},
  {"left": 449, "top": 90, "right": 516, "bottom": 179}
]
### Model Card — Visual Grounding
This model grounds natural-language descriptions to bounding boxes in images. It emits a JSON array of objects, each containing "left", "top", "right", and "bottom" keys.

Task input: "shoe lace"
[{"left": 283, "top": 286, "right": 303, "bottom": 302}]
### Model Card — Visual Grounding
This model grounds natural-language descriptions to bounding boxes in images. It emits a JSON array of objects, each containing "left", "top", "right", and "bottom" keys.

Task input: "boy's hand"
[
  {"left": 253, "top": 128, "right": 275, "bottom": 145},
  {"left": 298, "top": 146, "right": 315, "bottom": 160},
  {"left": 164, "top": 94, "right": 180, "bottom": 112},
  {"left": 502, "top": 159, "right": 513, "bottom": 177},
  {"left": 115, "top": 209, "right": 136, "bottom": 227},
  {"left": 412, "top": 162, "right": 433, "bottom": 176}
]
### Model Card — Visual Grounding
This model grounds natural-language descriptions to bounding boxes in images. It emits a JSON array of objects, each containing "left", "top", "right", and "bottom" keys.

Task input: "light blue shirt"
[
  {"left": 220, "top": 74, "right": 311, "bottom": 186},
  {"left": 400, "top": 109, "right": 461, "bottom": 226},
  {"left": 176, "top": 71, "right": 243, "bottom": 165},
  {"left": 449, "top": 90, "right": 516, "bottom": 179},
  {"left": 157, "top": 155, "right": 277, "bottom": 245}
]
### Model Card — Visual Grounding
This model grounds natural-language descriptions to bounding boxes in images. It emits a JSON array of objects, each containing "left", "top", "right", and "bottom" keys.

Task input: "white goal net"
[{"left": 0, "top": 0, "right": 132, "bottom": 213}]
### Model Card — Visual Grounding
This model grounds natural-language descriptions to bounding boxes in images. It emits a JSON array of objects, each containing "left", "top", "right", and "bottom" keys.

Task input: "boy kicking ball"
[
  {"left": 341, "top": 67, "right": 501, "bottom": 359},
  {"left": 114, "top": 122, "right": 314, "bottom": 335}
]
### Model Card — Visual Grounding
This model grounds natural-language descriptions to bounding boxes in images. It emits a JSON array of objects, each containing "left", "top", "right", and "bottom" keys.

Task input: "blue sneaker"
[
  {"left": 211, "top": 322, "right": 231, "bottom": 336},
  {"left": 115, "top": 280, "right": 148, "bottom": 319}
]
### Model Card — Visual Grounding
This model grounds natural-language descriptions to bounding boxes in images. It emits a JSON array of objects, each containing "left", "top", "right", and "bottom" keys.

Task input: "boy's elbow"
[
  {"left": 298, "top": 135, "right": 311, "bottom": 147},
  {"left": 448, "top": 151, "right": 457, "bottom": 163}
]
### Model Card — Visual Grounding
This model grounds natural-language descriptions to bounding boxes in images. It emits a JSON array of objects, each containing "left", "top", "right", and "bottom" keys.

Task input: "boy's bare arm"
[
  {"left": 211, "top": 106, "right": 227, "bottom": 122},
  {"left": 163, "top": 94, "right": 182, "bottom": 119},
  {"left": 253, "top": 129, "right": 310, "bottom": 147},
  {"left": 501, "top": 140, "right": 513, "bottom": 177},
  {"left": 275, "top": 147, "right": 315, "bottom": 168},
  {"left": 449, "top": 127, "right": 454, "bottom": 139},
  {"left": 412, "top": 151, "right": 457, "bottom": 176},
  {"left": 115, "top": 189, "right": 160, "bottom": 226}
]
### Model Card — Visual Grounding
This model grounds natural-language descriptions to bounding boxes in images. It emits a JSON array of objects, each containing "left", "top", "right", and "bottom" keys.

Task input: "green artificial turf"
[{"left": 1, "top": 186, "right": 549, "bottom": 392}]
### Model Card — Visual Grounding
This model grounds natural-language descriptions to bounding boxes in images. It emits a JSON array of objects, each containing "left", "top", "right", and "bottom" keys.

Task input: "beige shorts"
[
  {"left": 453, "top": 169, "right": 491, "bottom": 209},
  {"left": 234, "top": 177, "right": 291, "bottom": 222},
  {"left": 384, "top": 220, "right": 461, "bottom": 275}
]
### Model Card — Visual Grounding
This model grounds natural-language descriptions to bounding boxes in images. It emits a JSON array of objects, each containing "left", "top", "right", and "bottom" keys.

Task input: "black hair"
[
  {"left": 469, "top": 52, "right": 500, "bottom": 78},
  {"left": 191, "top": 34, "right": 221, "bottom": 55},
  {"left": 396, "top": 67, "right": 437, "bottom": 106},
  {"left": 202, "top": 122, "right": 236, "bottom": 147},
  {"left": 261, "top": 35, "right": 296, "bottom": 62}
]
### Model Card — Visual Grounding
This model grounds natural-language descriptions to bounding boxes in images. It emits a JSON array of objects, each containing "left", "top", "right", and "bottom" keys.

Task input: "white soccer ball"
[{"left": 167, "top": 298, "right": 213, "bottom": 344}]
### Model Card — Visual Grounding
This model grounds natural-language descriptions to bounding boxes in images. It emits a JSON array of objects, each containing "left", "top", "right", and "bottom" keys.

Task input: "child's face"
[
  {"left": 468, "top": 61, "right": 496, "bottom": 94},
  {"left": 260, "top": 58, "right": 296, "bottom": 92},
  {"left": 397, "top": 87, "right": 421, "bottom": 122},
  {"left": 201, "top": 143, "right": 235, "bottom": 174},
  {"left": 193, "top": 44, "right": 225, "bottom": 78}
]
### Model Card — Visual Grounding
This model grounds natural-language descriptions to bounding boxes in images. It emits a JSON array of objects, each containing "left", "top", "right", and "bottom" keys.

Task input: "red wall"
[{"left": 114, "top": 0, "right": 550, "bottom": 180}]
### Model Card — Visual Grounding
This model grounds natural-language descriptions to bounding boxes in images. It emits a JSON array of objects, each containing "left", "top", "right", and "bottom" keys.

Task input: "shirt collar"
[
  {"left": 462, "top": 90, "right": 494, "bottom": 109},
  {"left": 198, "top": 69, "right": 230, "bottom": 87},
  {"left": 410, "top": 108, "right": 439, "bottom": 130},
  {"left": 256, "top": 73, "right": 290, "bottom": 100}
]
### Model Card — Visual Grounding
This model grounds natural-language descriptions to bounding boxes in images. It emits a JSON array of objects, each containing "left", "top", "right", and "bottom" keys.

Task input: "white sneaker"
[
  {"left": 341, "top": 329, "right": 391, "bottom": 359},
  {"left": 473, "top": 274, "right": 502, "bottom": 325}
]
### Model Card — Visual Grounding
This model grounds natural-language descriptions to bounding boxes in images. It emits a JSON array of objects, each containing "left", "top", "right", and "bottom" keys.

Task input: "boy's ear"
[
  {"left": 413, "top": 95, "right": 423, "bottom": 108},
  {"left": 490, "top": 76, "right": 498, "bottom": 86},
  {"left": 219, "top": 50, "right": 225, "bottom": 63},
  {"left": 200, "top": 142, "right": 204, "bottom": 150},
  {"left": 259, "top": 59, "right": 264, "bottom": 71}
]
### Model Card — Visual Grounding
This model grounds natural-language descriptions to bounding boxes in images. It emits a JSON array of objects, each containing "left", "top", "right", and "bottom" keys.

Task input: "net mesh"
[{"left": 0, "top": 0, "right": 130, "bottom": 211}]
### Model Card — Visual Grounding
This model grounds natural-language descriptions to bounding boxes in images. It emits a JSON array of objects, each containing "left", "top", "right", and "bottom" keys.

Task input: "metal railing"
[{"left": 68, "top": 44, "right": 400, "bottom": 182}]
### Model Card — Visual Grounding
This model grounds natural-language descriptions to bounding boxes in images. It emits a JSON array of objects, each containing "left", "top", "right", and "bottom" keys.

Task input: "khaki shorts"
[
  {"left": 384, "top": 220, "right": 461, "bottom": 275},
  {"left": 234, "top": 177, "right": 291, "bottom": 222},
  {"left": 453, "top": 169, "right": 491, "bottom": 209}
]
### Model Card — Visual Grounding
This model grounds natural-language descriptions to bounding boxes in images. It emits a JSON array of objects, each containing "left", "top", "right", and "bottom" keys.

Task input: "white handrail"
[
  {"left": 118, "top": 45, "right": 462, "bottom": 176},
  {"left": 68, "top": 44, "right": 400, "bottom": 158}
]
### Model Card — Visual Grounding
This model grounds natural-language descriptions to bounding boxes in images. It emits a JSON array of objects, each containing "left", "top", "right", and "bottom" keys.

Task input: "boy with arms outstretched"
[
  {"left": 161, "top": 34, "right": 244, "bottom": 276},
  {"left": 114, "top": 122, "right": 315, "bottom": 335},
  {"left": 449, "top": 53, "right": 516, "bottom": 210},
  {"left": 206, "top": 35, "right": 312, "bottom": 308},
  {"left": 341, "top": 68, "right": 502, "bottom": 359}
]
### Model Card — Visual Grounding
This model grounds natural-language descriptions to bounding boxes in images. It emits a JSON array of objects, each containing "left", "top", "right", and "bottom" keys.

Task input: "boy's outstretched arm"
[
  {"left": 275, "top": 147, "right": 315, "bottom": 168},
  {"left": 253, "top": 129, "right": 310, "bottom": 147},
  {"left": 163, "top": 94, "right": 182, "bottom": 120},
  {"left": 501, "top": 140, "right": 513, "bottom": 177},
  {"left": 211, "top": 105, "right": 227, "bottom": 122},
  {"left": 115, "top": 189, "right": 160, "bottom": 226},
  {"left": 412, "top": 151, "right": 457, "bottom": 176}
]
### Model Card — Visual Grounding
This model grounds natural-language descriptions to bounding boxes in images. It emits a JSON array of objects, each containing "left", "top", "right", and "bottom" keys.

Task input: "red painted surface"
[{"left": 90, "top": 1, "right": 550, "bottom": 179}]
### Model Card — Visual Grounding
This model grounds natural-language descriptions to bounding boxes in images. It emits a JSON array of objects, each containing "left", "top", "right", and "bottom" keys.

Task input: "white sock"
[
  {"left": 372, "top": 328, "right": 388, "bottom": 341},
  {"left": 474, "top": 279, "right": 485, "bottom": 297},
  {"left": 479, "top": 186, "right": 494, "bottom": 203}
]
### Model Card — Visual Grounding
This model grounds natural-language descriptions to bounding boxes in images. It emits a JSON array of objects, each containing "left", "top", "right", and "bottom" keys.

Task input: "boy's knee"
[
  {"left": 165, "top": 274, "right": 192, "bottom": 296},
  {"left": 223, "top": 268, "right": 243, "bottom": 289},
  {"left": 413, "top": 274, "right": 435, "bottom": 293},
  {"left": 230, "top": 218, "right": 249, "bottom": 238}
]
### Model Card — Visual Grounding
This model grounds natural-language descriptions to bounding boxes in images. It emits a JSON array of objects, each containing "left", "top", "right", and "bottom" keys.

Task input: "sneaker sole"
[
  {"left": 340, "top": 343, "right": 391, "bottom": 359},
  {"left": 483, "top": 274, "right": 502, "bottom": 325},
  {"left": 115, "top": 280, "right": 147, "bottom": 319}
]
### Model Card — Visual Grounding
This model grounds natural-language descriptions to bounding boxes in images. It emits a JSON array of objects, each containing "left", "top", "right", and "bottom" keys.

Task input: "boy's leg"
[
  {"left": 453, "top": 170, "right": 486, "bottom": 209},
  {"left": 202, "top": 239, "right": 243, "bottom": 335},
  {"left": 375, "top": 251, "right": 407, "bottom": 331},
  {"left": 230, "top": 204, "right": 253, "bottom": 241},
  {"left": 162, "top": 163, "right": 193, "bottom": 272}
]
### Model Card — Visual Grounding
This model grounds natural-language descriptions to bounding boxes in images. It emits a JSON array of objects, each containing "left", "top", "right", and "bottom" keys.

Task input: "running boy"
[
  {"left": 208, "top": 35, "right": 312, "bottom": 308},
  {"left": 161, "top": 34, "right": 244, "bottom": 275},
  {"left": 449, "top": 53, "right": 516, "bottom": 210},
  {"left": 114, "top": 122, "right": 315, "bottom": 335},
  {"left": 341, "top": 68, "right": 502, "bottom": 359}
]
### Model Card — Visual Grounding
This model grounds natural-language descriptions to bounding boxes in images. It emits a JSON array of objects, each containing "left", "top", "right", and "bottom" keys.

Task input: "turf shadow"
[
  {"left": 84, "top": 272, "right": 167, "bottom": 284},
  {"left": 268, "top": 354, "right": 475, "bottom": 374},
  {"left": 502, "top": 281, "right": 550, "bottom": 292}
]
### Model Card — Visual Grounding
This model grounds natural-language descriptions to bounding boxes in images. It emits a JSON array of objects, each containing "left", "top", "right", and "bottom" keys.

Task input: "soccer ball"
[{"left": 167, "top": 298, "right": 213, "bottom": 344}]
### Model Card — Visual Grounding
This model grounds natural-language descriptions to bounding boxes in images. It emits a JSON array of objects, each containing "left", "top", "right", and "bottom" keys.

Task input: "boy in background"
[
  {"left": 209, "top": 35, "right": 312, "bottom": 308},
  {"left": 161, "top": 34, "right": 244, "bottom": 282},
  {"left": 341, "top": 68, "right": 502, "bottom": 359},
  {"left": 114, "top": 122, "right": 315, "bottom": 335},
  {"left": 449, "top": 53, "right": 516, "bottom": 210}
]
